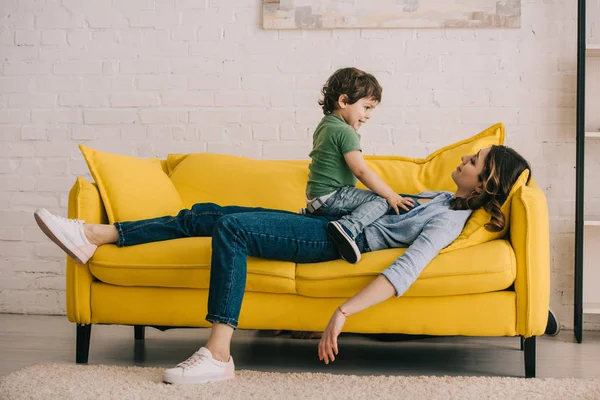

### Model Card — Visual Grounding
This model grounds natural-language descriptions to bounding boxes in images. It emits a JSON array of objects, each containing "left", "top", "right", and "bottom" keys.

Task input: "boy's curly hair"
[{"left": 319, "top": 67, "right": 382, "bottom": 115}]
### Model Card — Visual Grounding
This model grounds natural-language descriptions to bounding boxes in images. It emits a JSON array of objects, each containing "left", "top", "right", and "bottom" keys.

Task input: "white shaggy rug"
[{"left": 1, "top": 363, "right": 599, "bottom": 400}]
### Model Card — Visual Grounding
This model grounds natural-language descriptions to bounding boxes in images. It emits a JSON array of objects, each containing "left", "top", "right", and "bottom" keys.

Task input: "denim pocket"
[{"left": 318, "top": 189, "right": 349, "bottom": 216}]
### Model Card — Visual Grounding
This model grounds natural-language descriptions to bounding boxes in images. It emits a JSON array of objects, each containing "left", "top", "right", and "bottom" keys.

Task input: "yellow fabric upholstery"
[
  {"left": 168, "top": 123, "right": 503, "bottom": 210},
  {"left": 79, "top": 144, "right": 184, "bottom": 223},
  {"left": 88, "top": 237, "right": 514, "bottom": 298},
  {"left": 169, "top": 153, "right": 309, "bottom": 211},
  {"left": 66, "top": 177, "right": 106, "bottom": 324},
  {"left": 296, "top": 240, "right": 515, "bottom": 298},
  {"left": 90, "top": 283, "right": 516, "bottom": 336},
  {"left": 166, "top": 154, "right": 188, "bottom": 175},
  {"left": 511, "top": 179, "right": 551, "bottom": 337},
  {"left": 66, "top": 122, "right": 550, "bottom": 342},
  {"left": 89, "top": 239, "right": 296, "bottom": 294},
  {"left": 358, "top": 123, "right": 505, "bottom": 194}
]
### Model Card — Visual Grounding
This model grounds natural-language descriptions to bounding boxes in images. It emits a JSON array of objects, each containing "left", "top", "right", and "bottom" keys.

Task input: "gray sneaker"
[
  {"left": 545, "top": 309, "right": 560, "bottom": 336},
  {"left": 326, "top": 221, "right": 361, "bottom": 264}
]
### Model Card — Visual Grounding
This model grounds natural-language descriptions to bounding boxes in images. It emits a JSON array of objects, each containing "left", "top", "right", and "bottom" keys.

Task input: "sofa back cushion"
[
  {"left": 168, "top": 123, "right": 505, "bottom": 212},
  {"left": 79, "top": 145, "right": 184, "bottom": 223},
  {"left": 169, "top": 153, "right": 309, "bottom": 211},
  {"left": 77, "top": 122, "right": 508, "bottom": 249},
  {"left": 361, "top": 123, "right": 505, "bottom": 194}
]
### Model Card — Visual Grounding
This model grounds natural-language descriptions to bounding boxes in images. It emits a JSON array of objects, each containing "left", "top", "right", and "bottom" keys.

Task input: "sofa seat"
[
  {"left": 89, "top": 238, "right": 297, "bottom": 295},
  {"left": 297, "top": 239, "right": 516, "bottom": 297},
  {"left": 89, "top": 238, "right": 515, "bottom": 298}
]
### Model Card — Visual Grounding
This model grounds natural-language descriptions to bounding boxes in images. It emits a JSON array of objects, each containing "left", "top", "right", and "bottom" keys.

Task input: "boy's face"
[{"left": 335, "top": 96, "right": 377, "bottom": 132}]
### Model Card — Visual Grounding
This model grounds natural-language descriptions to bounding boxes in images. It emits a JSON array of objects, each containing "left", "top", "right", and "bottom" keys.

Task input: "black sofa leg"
[
  {"left": 520, "top": 336, "right": 525, "bottom": 351},
  {"left": 134, "top": 326, "right": 146, "bottom": 362},
  {"left": 76, "top": 324, "right": 92, "bottom": 364},
  {"left": 134, "top": 325, "right": 145, "bottom": 341},
  {"left": 523, "top": 336, "right": 536, "bottom": 378}
]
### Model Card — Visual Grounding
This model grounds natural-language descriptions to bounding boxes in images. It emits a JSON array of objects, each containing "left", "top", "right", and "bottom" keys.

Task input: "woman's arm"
[
  {"left": 318, "top": 275, "right": 395, "bottom": 364},
  {"left": 318, "top": 216, "right": 461, "bottom": 364}
]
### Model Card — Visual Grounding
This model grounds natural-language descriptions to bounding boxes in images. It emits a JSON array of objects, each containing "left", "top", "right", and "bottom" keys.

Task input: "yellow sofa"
[{"left": 66, "top": 123, "right": 549, "bottom": 378}]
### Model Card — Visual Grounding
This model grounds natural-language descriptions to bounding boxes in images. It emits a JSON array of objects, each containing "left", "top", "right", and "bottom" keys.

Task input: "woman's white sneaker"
[
  {"left": 163, "top": 347, "right": 235, "bottom": 385},
  {"left": 33, "top": 208, "right": 97, "bottom": 264}
]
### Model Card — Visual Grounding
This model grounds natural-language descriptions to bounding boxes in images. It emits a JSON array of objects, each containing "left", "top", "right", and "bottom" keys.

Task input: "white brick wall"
[{"left": 1, "top": 0, "right": 598, "bottom": 330}]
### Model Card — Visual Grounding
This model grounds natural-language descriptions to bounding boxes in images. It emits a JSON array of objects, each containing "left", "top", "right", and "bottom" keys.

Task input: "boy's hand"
[{"left": 385, "top": 194, "right": 415, "bottom": 215}]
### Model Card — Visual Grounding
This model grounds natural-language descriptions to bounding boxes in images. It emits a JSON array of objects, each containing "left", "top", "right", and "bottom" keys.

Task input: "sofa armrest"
[
  {"left": 510, "top": 178, "right": 551, "bottom": 337},
  {"left": 66, "top": 177, "right": 108, "bottom": 324}
]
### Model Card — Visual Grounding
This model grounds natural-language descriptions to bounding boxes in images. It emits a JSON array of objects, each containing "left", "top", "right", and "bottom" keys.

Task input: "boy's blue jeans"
[
  {"left": 309, "top": 186, "right": 390, "bottom": 238},
  {"left": 114, "top": 203, "right": 370, "bottom": 329}
]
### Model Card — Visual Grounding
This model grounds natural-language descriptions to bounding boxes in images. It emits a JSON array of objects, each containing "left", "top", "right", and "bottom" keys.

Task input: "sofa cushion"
[
  {"left": 68, "top": 176, "right": 108, "bottom": 224},
  {"left": 79, "top": 145, "right": 184, "bottom": 223},
  {"left": 88, "top": 238, "right": 514, "bottom": 298},
  {"left": 88, "top": 238, "right": 297, "bottom": 294},
  {"left": 360, "top": 122, "right": 505, "bottom": 194},
  {"left": 296, "top": 239, "right": 516, "bottom": 298},
  {"left": 166, "top": 123, "right": 504, "bottom": 211},
  {"left": 168, "top": 153, "right": 309, "bottom": 211}
]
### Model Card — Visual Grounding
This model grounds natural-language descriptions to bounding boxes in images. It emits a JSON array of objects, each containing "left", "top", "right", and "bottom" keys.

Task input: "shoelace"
[
  {"left": 177, "top": 351, "right": 208, "bottom": 369},
  {"left": 52, "top": 214, "right": 84, "bottom": 226}
]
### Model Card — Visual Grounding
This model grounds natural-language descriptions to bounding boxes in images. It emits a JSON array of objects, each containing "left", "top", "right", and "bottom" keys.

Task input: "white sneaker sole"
[
  {"left": 163, "top": 371, "right": 235, "bottom": 385},
  {"left": 34, "top": 209, "right": 95, "bottom": 265}
]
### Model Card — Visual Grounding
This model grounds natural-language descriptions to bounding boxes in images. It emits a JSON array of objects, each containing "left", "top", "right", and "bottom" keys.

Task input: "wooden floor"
[{"left": 1, "top": 314, "right": 599, "bottom": 379}]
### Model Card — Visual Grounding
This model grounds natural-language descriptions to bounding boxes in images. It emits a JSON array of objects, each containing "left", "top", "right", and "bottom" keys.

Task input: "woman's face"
[{"left": 452, "top": 147, "right": 491, "bottom": 194}]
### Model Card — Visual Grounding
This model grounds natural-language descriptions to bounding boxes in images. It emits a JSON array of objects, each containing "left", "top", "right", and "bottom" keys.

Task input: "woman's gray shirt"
[{"left": 363, "top": 191, "right": 473, "bottom": 297}]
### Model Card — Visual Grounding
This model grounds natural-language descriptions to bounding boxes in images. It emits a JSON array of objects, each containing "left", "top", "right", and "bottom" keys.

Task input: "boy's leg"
[
  {"left": 318, "top": 187, "right": 388, "bottom": 263},
  {"left": 332, "top": 187, "right": 389, "bottom": 238}
]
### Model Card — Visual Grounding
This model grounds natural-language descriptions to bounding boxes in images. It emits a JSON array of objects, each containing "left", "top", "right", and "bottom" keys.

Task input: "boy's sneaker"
[
  {"left": 545, "top": 309, "right": 560, "bottom": 336},
  {"left": 327, "top": 221, "right": 361, "bottom": 264},
  {"left": 163, "top": 347, "right": 235, "bottom": 385},
  {"left": 33, "top": 208, "right": 97, "bottom": 264}
]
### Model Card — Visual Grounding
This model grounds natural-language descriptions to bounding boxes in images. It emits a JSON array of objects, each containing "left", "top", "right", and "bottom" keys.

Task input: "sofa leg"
[
  {"left": 134, "top": 325, "right": 145, "bottom": 341},
  {"left": 76, "top": 324, "right": 92, "bottom": 364},
  {"left": 523, "top": 336, "right": 536, "bottom": 378},
  {"left": 520, "top": 336, "right": 525, "bottom": 351}
]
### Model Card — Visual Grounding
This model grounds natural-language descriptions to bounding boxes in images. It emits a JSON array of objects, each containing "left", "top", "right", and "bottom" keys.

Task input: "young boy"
[{"left": 303, "top": 67, "right": 414, "bottom": 264}]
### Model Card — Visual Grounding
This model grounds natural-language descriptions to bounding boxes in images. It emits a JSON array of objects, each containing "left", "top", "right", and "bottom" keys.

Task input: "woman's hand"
[
  {"left": 318, "top": 308, "right": 347, "bottom": 364},
  {"left": 318, "top": 277, "right": 396, "bottom": 364}
]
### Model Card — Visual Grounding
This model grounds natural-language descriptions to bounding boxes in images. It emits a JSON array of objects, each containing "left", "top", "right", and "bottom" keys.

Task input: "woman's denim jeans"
[{"left": 114, "top": 203, "right": 370, "bottom": 329}]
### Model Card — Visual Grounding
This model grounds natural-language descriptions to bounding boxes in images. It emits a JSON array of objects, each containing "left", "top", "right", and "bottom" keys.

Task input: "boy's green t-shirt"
[{"left": 306, "top": 114, "right": 361, "bottom": 197}]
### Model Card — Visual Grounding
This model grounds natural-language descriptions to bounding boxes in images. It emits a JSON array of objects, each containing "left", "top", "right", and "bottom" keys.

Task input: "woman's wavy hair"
[
  {"left": 319, "top": 67, "right": 382, "bottom": 115},
  {"left": 449, "top": 145, "right": 531, "bottom": 232}
]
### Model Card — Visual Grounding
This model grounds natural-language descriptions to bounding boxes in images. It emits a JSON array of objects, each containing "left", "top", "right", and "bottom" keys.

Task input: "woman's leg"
[
  {"left": 84, "top": 224, "right": 118, "bottom": 245},
  {"left": 34, "top": 204, "right": 294, "bottom": 265},
  {"left": 164, "top": 212, "right": 371, "bottom": 384},
  {"left": 163, "top": 211, "right": 343, "bottom": 384},
  {"left": 112, "top": 204, "right": 294, "bottom": 247},
  {"left": 205, "top": 212, "right": 345, "bottom": 360},
  {"left": 40, "top": 203, "right": 291, "bottom": 247}
]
